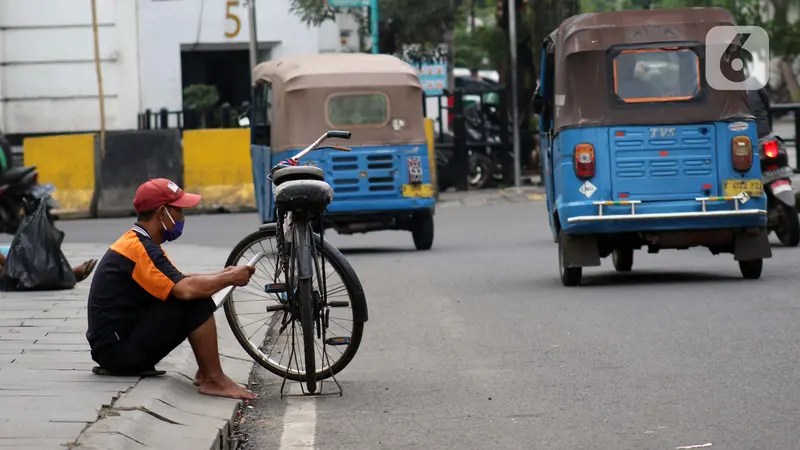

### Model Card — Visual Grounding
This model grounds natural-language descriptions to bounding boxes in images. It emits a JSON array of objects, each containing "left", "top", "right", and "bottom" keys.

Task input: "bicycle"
[{"left": 223, "top": 130, "right": 368, "bottom": 396}]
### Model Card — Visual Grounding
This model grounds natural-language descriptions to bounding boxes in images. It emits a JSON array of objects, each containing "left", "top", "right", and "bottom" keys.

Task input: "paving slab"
[
  {"left": 78, "top": 410, "right": 215, "bottom": 450},
  {"left": 0, "top": 421, "right": 86, "bottom": 439},
  {"left": 0, "top": 439, "right": 75, "bottom": 448},
  {"left": 23, "top": 344, "right": 90, "bottom": 352}
]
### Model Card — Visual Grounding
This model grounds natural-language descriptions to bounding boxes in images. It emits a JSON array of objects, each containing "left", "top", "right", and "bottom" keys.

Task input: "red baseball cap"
[{"left": 132, "top": 178, "right": 202, "bottom": 213}]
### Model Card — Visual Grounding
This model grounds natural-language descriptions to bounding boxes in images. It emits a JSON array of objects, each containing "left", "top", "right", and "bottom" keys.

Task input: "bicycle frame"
[{"left": 271, "top": 129, "right": 351, "bottom": 395}]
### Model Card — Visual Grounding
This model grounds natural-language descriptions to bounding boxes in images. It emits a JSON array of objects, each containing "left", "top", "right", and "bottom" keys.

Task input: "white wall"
[
  {"left": 138, "top": 0, "right": 330, "bottom": 112},
  {"left": 0, "top": 0, "right": 362, "bottom": 134},
  {"left": 0, "top": 21, "right": 5, "bottom": 133},
  {"left": 0, "top": 0, "right": 140, "bottom": 134}
]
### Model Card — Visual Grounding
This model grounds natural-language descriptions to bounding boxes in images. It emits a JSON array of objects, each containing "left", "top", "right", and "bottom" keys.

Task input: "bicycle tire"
[
  {"left": 294, "top": 222, "right": 318, "bottom": 393},
  {"left": 223, "top": 226, "right": 367, "bottom": 382}
]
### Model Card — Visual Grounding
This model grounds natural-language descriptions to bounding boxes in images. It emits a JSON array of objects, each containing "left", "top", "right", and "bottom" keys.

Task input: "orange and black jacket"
[{"left": 86, "top": 225, "right": 186, "bottom": 356}]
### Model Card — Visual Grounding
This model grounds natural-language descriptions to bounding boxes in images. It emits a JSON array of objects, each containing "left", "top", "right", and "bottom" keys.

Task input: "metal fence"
[{"left": 137, "top": 104, "right": 246, "bottom": 131}]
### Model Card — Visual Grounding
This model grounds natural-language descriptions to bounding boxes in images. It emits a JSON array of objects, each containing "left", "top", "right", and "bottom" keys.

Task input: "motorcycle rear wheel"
[
  {"left": 468, "top": 153, "right": 493, "bottom": 190},
  {"left": 776, "top": 203, "right": 800, "bottom": 247}
]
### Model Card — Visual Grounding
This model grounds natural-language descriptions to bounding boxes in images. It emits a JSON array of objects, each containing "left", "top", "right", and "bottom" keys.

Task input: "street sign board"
[
  {"left": 328, "top": 0, "right": 370, "bottom": 7},
  {"left": 412, "top": 63, "right": 448, "bottom": 96}
]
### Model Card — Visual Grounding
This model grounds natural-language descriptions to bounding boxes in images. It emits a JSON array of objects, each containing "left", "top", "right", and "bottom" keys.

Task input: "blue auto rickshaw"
[
  {"left": 247, "top": 53, "right": 437, "bottom": 250},
  {"left": 532, "top": 7, "right": 772, "bottom": 286}
]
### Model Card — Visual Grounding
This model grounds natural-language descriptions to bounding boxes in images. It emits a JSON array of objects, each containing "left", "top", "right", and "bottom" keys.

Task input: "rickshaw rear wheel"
[
  {"left": 738, "top": 259, "right": 763, "bottom": 279},
  {"left": 558, "top": 231, "right": 582, "bottom": 286},
  {"left": 612, "top": 249, "right": 634, "bottom": 272},
  {"left": 412, "top": 213, "right": 434, "bottom": 250}
]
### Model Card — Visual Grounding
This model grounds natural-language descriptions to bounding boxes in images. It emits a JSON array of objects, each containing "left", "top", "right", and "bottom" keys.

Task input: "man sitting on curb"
[{"left": 85, "top": 178, "right": 257, "bottom": 400}]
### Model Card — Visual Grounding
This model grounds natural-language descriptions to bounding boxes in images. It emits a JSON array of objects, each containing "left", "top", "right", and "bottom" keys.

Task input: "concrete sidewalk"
[{"left": 0, "top": 244, "right": 255, "bottom": 450}]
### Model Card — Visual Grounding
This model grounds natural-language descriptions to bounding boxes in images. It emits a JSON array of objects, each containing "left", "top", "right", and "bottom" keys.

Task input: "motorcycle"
[
  {"left": 433, "top": 129, "right": 499, "bottom": 191},
  {"left": 760, "top": 134, "right": 799, "bottom": 247},
  {"left": 463, "top": 102, "right": 540, "bottom": 188},
  {"left": 0, "top": 165, "right": 59, "bottom": 235},
  {"left": 435, "top": 102, "right": 540, "bottom": 191}
]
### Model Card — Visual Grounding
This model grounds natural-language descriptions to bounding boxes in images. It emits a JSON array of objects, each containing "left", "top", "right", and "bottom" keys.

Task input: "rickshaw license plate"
[
  {"left": 723, "top": 179, "right": 763, "bottom": 197},
  {"left": 402, "top": 183, "right": 434, "bottom": 198}
]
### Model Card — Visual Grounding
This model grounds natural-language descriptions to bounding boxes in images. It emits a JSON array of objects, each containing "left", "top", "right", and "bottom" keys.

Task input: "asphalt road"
[
  {"left": 5, "top": 200, "right": 800, "bottom": 449},
  {"left": 219, "top": 201, "right": 797, "bottom": 450}
]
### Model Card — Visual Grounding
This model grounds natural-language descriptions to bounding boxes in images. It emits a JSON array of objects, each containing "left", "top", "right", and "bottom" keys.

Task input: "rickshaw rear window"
[
  {"left": 326, "top": 92, "right": 389, "bottom": 127},
  {"left": 612, "top": 48, "right": 701, "bottom": 103}
]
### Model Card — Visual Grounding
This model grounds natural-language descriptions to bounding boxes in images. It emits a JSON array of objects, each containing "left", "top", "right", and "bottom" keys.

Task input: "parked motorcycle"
[
  {"left": 760, "top": 134, "right": 799, "bottom": 247},
  {"left": 463, "top": 102, "right": 540, "bottom": 187},
  {"left": 0, "top": 165, "right": 59, "bottom": 235}
]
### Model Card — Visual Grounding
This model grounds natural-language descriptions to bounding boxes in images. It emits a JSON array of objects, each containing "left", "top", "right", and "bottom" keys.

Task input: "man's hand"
[{"left": 227, "top": 265, "right": 256, "bottom": 287}]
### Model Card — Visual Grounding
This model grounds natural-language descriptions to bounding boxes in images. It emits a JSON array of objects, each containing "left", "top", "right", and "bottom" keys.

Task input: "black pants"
[{"left": 93, "top": 298, "right": 216, "bottom": 374}]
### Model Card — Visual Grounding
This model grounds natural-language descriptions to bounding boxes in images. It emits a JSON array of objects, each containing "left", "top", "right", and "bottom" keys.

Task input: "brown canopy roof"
[
  {"left": 253, "top": 53, "right": 422, "bottom": 91},
  {"left": 547, "top": 7, "right": 754, "bottom": 131},
  {"left": 252, "top": 53, "right": 426, "bottom": 153}
]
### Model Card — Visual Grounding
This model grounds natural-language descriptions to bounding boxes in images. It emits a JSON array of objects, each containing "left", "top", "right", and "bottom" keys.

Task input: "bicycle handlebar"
[
  {"left": 291, "top": 130, "right": 352, "bottom": 163},
  {"left": 267, "top": 130, "right": 351, "bottom": 180}
]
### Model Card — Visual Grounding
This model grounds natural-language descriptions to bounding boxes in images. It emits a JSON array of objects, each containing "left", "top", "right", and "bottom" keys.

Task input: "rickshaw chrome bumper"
[{"left": 567, "top": 193, "right": 766, "bottom": 223}]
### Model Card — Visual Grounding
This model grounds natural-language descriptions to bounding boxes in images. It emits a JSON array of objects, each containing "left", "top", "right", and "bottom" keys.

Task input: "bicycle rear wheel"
[
  {"left": 223, "top": 226, "right": 367, "bottom": 383},
  {"left": 294, "top": 222, "right": 317, "bottom": 392}
]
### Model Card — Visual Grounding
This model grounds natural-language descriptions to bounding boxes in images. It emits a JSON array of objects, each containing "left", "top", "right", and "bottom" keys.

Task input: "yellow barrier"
[
  {"left": 424, "top": 118, "right": 437, "bottom": 195},
  {"left": 182, "top": 129, "right": 255, "bottom": 211},
  {"left": 23, "top": 133, "right": 96, "bottom": 216}
]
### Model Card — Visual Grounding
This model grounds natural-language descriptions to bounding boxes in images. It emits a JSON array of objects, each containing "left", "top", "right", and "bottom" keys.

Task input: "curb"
[
  {"left": 49, "top": 206, "right": 258, "bottom": 222},
  {"left": 438, "top": 185, "right": 546, "bottom": 207},
  {"left": 52, "top": 209, "right": 93, "bottom": 220}
]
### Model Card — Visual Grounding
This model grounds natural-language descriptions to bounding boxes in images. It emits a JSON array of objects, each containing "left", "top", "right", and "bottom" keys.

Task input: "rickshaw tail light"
[
  {"left": 574, "top": 144, "right": 595, "bottom": 179},
  {"left": 732, "top": 136, "right": 753, "bottom": 172}
]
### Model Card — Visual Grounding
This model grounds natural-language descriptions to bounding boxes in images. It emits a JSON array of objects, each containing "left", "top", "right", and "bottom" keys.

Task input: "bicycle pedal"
[
  {"left": 327, "top": 301, "right": 350, "bottom": 308},
  {"left": 325, "top": 336, "right": 351, "bottom": 346},
  {"left": 265, "top": 283, "right": 287, "bottom": 294}
]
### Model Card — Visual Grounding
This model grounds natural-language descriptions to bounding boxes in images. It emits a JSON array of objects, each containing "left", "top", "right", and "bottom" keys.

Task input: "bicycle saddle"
[
  {"left": 274, "top": 179, "right": 334, "bottom": 208},
  {"left": 273, "top": 166, "right": 324, "bottom": 186}
]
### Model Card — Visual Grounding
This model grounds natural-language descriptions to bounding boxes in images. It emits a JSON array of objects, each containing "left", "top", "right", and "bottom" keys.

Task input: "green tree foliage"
[
  {"left": 289, "top": 0, "right": 456, "bottom": 62},
  {"left": 453, "top": 0, "right": 506, "bottom": 69},
  {"left": 182, "top": 84, "right": 219, "bottom": 110}
]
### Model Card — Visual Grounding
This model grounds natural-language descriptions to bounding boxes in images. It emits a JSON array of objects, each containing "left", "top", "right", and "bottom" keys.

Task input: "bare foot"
[
  {"left": 198, "top": 374, "right": 257, "bottom": 400},
  {"left": 193, "top": 369, "right": 203, "bottom": 386},
  {"left": 73, "top": 259, "right": 97, "bottom": 282}
]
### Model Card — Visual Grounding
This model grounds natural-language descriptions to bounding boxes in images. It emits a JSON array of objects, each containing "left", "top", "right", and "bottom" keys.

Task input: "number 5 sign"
[{"left": 225, "top": 0, "right": 241, "bottom": 38}]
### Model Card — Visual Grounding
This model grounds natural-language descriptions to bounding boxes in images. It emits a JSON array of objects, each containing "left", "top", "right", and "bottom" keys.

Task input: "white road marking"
[
  {"left": 677, "top": 443, "right": 712, "bottom": 449},
  {"left": 279, "top": 384, "right": 317, "bottom": 449}
]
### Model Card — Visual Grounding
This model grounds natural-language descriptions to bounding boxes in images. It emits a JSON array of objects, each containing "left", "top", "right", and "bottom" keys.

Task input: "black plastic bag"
[{"left": 0, "top": 200, "right": 76, "bottom": 291}]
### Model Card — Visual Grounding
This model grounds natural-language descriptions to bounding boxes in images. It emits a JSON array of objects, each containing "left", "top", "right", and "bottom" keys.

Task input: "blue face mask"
[{"left": 161, "top": 208, "right": 184, "bottom": 242}]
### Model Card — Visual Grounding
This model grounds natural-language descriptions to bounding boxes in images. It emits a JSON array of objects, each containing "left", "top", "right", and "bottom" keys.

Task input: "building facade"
[{"left": 0, "top": 0, "right": 357, "bottom": 137}]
